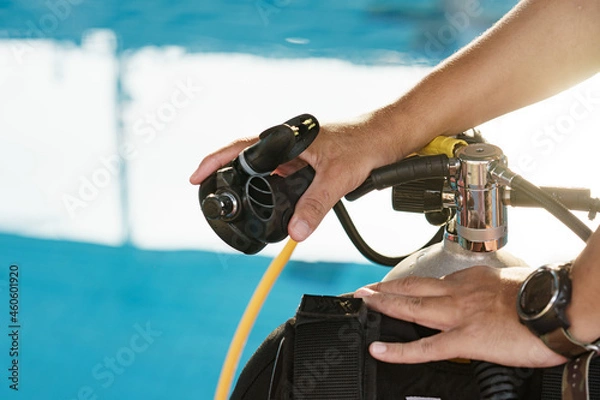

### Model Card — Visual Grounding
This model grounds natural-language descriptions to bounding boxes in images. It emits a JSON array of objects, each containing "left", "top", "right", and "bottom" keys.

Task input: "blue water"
[
  {"left": 0, "top": 233, "right": 388, "bottom": 399},
  {"left": 1, "top": 0, "right": 516, "bottom": 64}
]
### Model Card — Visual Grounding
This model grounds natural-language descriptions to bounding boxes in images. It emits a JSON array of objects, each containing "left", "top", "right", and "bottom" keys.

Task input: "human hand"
[
  {"left": 189, "top": 119, "right": 405, "bottom": 241},
  {"left": 354, "top": 265, "right": 567, "bottom": 368}
]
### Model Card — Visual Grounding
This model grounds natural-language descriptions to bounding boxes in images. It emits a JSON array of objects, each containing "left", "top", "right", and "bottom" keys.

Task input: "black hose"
[
  {"left": 510, "top": 175, "right": 593, "bottom": 243},
  {"left": 509, "top": 186, "right": 600, "bottom": 220},
  {"left": 346, "top": 177, "right": 375, "bottom": 201},
  {"left": 332, "top": 201, "right": 445, "bottom": 266},
  {"left": 474, "top": 361, "right": 521, "bottom": 400},
  {"left": 346, "top": 155, "right": 449, "bottom": 201}
]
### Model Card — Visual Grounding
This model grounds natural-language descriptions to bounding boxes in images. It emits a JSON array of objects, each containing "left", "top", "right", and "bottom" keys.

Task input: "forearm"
[
  {"left": 368, "top": 0, "right": 600, "bottom": 159},
  {"left": 567, "top": 226, "right": 600, "bottom": 343}
]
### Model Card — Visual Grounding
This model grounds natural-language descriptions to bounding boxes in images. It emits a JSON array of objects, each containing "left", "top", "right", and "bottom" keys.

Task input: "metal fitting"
[{"left": 454, "top": 144, "right": 508, "bottom": 252}]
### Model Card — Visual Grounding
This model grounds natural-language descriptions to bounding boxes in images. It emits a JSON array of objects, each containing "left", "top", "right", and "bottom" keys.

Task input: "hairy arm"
[
  {"left": 380, "top": 0, "right": 600, "bottom": 158},
  {"left": 190, "top": 0, "right": 600, "bottom": 241},
  {"left": 289, "top": 0, "right": 600, "bottom": 240}
]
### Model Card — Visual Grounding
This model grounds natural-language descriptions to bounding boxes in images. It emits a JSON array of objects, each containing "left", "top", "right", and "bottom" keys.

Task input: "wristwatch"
[{"left": 517, "top": 263, "right": 600, "bottom": 358}]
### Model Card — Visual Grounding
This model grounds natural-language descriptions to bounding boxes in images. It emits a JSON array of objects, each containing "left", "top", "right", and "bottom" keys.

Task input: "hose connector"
[
  {"left": 489, "top": 163, "right": 593, "bottom": 243},
  {"left": 488, "top": 161, "right": 518, "bottom": 187}
]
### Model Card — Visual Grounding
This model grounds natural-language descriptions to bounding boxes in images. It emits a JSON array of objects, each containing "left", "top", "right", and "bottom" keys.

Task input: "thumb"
[
  {"left": 189, "top": 137, "right": 258, "bottom": 185},
  {"left": 287, "top": 169, "right": 349, "bottom": 241}
]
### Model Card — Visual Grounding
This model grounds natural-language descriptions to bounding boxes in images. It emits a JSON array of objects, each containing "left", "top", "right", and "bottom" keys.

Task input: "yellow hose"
[{"left": 214, "top": 238, "right": 298, "bottom": 400}]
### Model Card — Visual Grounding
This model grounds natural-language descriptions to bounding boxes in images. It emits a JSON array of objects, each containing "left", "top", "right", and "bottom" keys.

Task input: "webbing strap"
[{"left": 292, "top": 295, "right": 377, "bottom": 400}]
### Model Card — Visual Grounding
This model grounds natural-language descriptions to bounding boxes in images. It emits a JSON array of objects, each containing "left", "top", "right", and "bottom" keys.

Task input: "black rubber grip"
[{"left": 346, "top": 155, "right": 449, "bottom": 201}]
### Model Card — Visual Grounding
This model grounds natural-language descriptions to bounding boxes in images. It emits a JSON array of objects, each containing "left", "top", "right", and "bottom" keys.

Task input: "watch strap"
[
  {"left": 562, "top": 350, "right": 598, "bottom": 400},
  {"left": 542, "top": 328, "right": 600, "bottom": 359}
]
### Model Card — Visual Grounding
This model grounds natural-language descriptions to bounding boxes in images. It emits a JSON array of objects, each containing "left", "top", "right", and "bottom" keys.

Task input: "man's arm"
[
  {"left": 287, "top": 0, "right": 600, "bottom": 240},
  {"left": 190, "top": 0, "right": 600, "bottom": 241},
  {"left": 378, "top": 0, "right": 600, "bottom": 159}
]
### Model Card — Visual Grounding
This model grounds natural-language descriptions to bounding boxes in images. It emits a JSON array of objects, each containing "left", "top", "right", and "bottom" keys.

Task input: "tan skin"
[{"left": 190, "top": 0, "right": 600, "bottom": 367}]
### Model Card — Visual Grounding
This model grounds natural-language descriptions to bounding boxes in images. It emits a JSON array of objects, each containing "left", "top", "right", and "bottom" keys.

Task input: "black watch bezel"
[{"left": 517, "top": 264, "right": 572, "bottom": 336}]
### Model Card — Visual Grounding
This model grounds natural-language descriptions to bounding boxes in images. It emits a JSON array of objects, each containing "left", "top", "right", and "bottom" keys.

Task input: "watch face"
[{"left": 520, "top": 270, "right": 556, "bottom": 316}]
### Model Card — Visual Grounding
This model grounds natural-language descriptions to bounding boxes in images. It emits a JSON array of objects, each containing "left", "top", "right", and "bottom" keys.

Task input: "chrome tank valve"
[{"left": 453, "top": 143, "right": 508, "bottom": 252}]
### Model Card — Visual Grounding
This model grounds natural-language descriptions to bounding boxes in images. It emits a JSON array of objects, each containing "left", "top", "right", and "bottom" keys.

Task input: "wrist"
[
  {"left": 365, "top": 98, "right": 440, "bottom": 163},
  {"left": 358, "top": 106, "right": 412, "bottom": 164},
  {"left": 517, "top": 262, "right": 599, "bottom": 358},
  {"left": 566, "top": 263, "right": 600, "bottom": 344}
]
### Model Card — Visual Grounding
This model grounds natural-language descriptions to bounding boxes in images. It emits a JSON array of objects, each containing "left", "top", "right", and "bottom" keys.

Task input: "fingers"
[
  {"left": 355, "top": 289, "right": 456, "bottom": 330},
  {"left": 287, "top": 166, "right": 352, "bottom": 241},
  {"left": 368, "top": 330, "right": 461, "bottom": 364},
  {"left": 273, "top": 158, "right": 308, "bottom": 177},
  {"left": 364, "top": 275, "right": 455, "bottom": 297},
  {"left": 355, "top": 266, "right": 570, "bottom": 368},
  {"left": 189, "top": 137, "right": 258, "bottom": 184},
  {"left": 354, "top": 276, "right": 457, "bottom": 329},
  {"left": 369, "top": 328, "right": 566, "bottom": 367},
  {"left": 287, "top": 178, "right": 331, "bottom": 241}
]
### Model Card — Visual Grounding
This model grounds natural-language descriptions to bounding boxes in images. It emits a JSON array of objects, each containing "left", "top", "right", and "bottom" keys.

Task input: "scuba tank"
[{"left": 199, "top": 115, "right": 600, "bottom": 400}]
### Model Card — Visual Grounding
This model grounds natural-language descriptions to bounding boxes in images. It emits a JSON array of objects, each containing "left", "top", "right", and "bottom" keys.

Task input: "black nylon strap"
[{"left": 292, "top": 295, "right": 378, "bottom": 400}]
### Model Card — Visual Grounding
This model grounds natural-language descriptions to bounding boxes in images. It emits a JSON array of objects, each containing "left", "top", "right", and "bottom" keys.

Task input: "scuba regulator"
[{"left": 199, "top": 114, "right": 318, "bottom": 254}]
